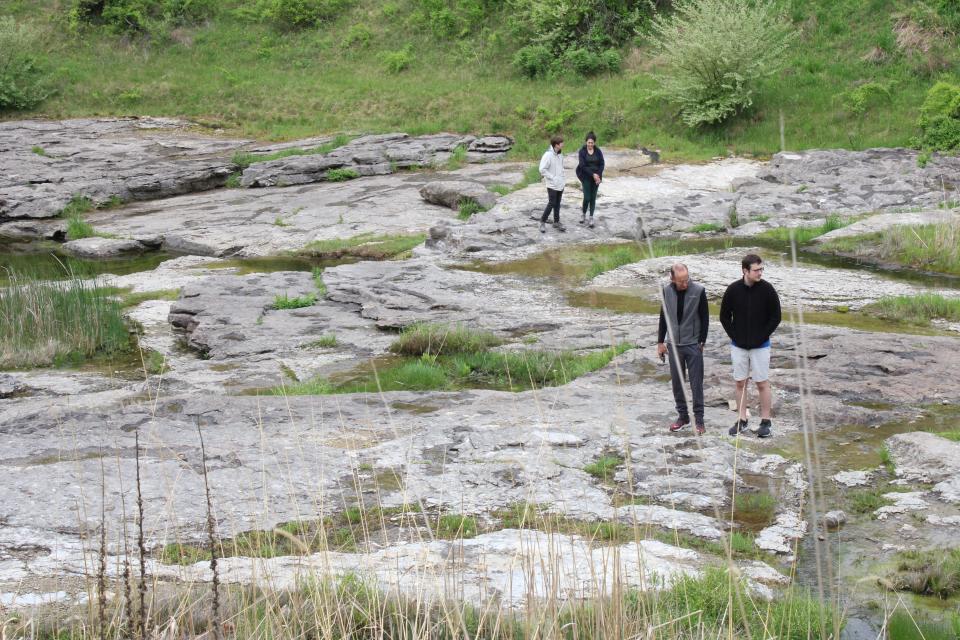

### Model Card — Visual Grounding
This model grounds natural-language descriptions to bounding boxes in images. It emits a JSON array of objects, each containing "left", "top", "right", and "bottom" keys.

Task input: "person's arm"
[
  {"left": 596, "top": 148, "right": 605, "bottom": 178},
  {"left": 539, "top": 150, "right": 550, "bottom": 179},
  {"left": 698, "top": 288, "right": 709, "bottom": 345},
  {"left": 763, "top": 285, "right": 782, "bottom": 340},
  {"left": 658, "top": 306, "right": 667, "bottom": 344},
  {"left": 720, "top": 286, "right": 735, "bottom": 340}
]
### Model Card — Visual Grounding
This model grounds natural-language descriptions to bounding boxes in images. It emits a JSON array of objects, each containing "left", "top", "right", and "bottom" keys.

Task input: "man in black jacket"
[
  {"left": 720, "top": 254, "right": 781, "bottom": 438},
  {"left": 657, "top": 263, "right": 709, "bottom": 435}
]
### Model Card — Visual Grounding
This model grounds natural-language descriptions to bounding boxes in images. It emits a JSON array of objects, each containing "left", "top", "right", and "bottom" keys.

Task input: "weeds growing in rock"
[
  {"left": 583, "top": 454, "right": 623, "bottom": 481},
  {"left": 847, "top": 489, "right": 894, "bottom": 515},
  {"left": 761, "top": 214, "right": 850, "bottom": 244},
  {"left": 325, "top": 167, "right": 360, "bottom": 181},
  {"left": 445, "top": 144, "right": 467, "bottom": 170},
  {"left": 820, "top": 220, "right": 960, "bottom": 275},
  {"left": 890, "top": 547, "right": 960, "bottom": 598},
  {"left": 457, "top": 197, "right": 486, "bottom": 220},
  {"left": 733, "top": 491, "right": 777, "bottom": 528},
  {"left": 689, "top": 222, "right": 724, "bottom": 233},
  {"left": 389, "top": 322, "right": 501, "bottom": 357},
  {"left": 272, "top": 292, "right": 316, "bottom": 309}
]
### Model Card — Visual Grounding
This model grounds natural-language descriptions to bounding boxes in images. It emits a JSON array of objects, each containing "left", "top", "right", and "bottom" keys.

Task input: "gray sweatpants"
[{"left": 667, "top": 343, "right": 705, "bottom": 422}]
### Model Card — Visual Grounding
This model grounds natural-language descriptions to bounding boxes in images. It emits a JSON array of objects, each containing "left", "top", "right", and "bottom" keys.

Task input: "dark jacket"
[
  {"left": 719, "top": 279, "right": 781, "bottom": 349},
  {"left": 575, "top": 145, "right": 605, "bottom": 183},
  {"left": 658, "top": 283, "right": 709, "bottom": 346}
]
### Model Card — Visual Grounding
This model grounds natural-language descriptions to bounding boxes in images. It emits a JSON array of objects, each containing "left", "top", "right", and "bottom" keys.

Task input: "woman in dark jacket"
[{"left": 575, "top": 131, "right": 605, "bottom": 228}]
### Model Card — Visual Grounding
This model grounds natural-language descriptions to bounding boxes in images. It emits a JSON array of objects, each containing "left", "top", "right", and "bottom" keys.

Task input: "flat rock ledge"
[
  {"left": 886, "top": 432, "right": 960, "bottom": 482},
  {"left": 240, "top": 133, "right": 513, "bottom": 188},
  {"left": 61, "top": 237, "right": 147, "bottom": 259}
]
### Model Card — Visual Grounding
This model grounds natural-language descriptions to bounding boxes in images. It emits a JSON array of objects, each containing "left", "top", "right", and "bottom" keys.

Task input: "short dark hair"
[
  {"left": 742, "top": 254, "right": 763, "bottom": 271},
  {"left": 585, "top": 131, "right": 597, "bottom": 142},
  {"left": 550, "top": 134, "right": 564, "bottom": 147}
]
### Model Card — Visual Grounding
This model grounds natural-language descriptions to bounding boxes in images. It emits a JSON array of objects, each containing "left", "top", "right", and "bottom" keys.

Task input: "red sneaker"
[
  {"left": 669, "top": 419, "right": 690, "bottom": 432},
  {"left": 696, "top": 422, "right": 706, "bottom": 435}
]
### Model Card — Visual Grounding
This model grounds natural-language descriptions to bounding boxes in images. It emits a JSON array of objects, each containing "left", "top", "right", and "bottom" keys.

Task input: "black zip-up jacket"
[
  {"left": 575, "top": 146, "right": 605, "bottom": 183},
  {"left": 719, "top": 279, "right": 781, "bottom": 349}
]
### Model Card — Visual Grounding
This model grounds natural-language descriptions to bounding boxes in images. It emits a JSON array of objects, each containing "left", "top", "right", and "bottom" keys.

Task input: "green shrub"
[
  {"left": 325, "top": 167, "right": 359, "bottom": 181},
  {"left": 562, "top": 47, "right": 619, "bottom": 76},
  {"left": 382, "top": 46, "right": 414, "bottom": 73},
  {"left": 649, "top": 0, "right": 798, "bottom": 127},
  {"left": 260, "top": 0, "right": 353, "bottom": 29},
  {"left": 841, "top": 81, "right": 892, "bottom": 116},
  {"left": 916, "top": 81, "right": 960, "bottom": 151},
  {"left": 0, "top": 17, "right": 50, "bottom": 111},
  {"left": 69, "top": 0, "right": 217, "bottom": 34},
  {"left": 509, "top": 0, "right": 645, "bottom": 59},
  {"left": 345, "top": 22, "right": 371, "bottom": 47},
  {"left": 513, "top": 44, "right": 552, "bottom": 78}
]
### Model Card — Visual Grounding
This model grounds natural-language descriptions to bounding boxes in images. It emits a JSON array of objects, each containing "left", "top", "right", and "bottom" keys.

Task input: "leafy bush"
[
  {"left": 649, "top": 0, "right": 798, "bottom": 127},
  {"left": 345, "top": 22, "right": 371, "bottom": 47},
  {"left": 509, "top": 0, "right": 645, "bottom": 77},
  {"left": 841, "top": 81, "right": 892, "bottom": 116},
  {"left": 0, "top": 17, "right": 50, "bottom": 111},
  {"left": 915, "top": 81, "right": 960, "bottom": 151},
  {"left": 69, "top": 0, "right": 217, "bottom": 34},
  {"left": 260, "top": 0, "right": 353, "bottom": 30},
  {"left": 382, "top": 46, "right": 413, "bottom": 73}
]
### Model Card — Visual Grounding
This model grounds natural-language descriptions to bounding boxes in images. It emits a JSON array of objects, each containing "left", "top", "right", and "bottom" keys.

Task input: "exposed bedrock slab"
[
  {"left": 588, "top": 248, "right": 959, "bottom": 311},
  {"left": 77, "top": 162, "right": 524, "bottom": 257},
  {"left": 886, "top": 432, "right": 960, "bottom": 482},
  {"left": 734, "top": 148, "right": 960, "bottom": 217},
  {"left": 148, "top": 530, "right": 701, "bottom": 608},
  {"left": 0, "top": 117, "right": 246, "bottom": 221},
  {"left": 240, "top": 133, "right": 512, "bottom": 188}
]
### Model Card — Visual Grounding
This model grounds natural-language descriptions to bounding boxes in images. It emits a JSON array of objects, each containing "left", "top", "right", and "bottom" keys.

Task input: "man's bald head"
[{"left": 670, "top": 263, "right": 689, "bottom": 291}]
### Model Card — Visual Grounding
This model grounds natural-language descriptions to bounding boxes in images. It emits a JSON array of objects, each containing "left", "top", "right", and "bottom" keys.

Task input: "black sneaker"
[
  {"left": 553, "top": 222, "right": 566, "bottom": 232},
  {"left": 757, "top": 419, "right": 773, "bottom": 438},
  {"left": 539, "top": 222, "right": 546, "bottom": 233},
  {"left": 579, "top": 213, "right": 587, "bottom": 224},
  {"left": 728, "top": 419, "right": 748, "bottom": 436}
]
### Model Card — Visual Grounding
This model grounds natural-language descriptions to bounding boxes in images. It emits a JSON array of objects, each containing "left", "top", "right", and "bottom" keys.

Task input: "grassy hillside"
[{"left": 3, "top": 0, "right": 960, "bottom": 159}]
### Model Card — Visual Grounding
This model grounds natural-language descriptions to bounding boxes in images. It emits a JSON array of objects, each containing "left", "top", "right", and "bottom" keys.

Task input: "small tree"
[{"left": 648, "top": 0, "right": 798, "bottom": 127}]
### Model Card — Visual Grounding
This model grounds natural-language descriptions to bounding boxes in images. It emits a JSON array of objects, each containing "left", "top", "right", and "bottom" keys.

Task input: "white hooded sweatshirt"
[{"left": 539, "top": 145, "right": 565, "bottom": 191}]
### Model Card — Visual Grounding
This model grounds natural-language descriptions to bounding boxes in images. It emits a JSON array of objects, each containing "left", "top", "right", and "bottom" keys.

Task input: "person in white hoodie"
[{"left": 538, "top": 135, "right": 566, "bottom": 233}]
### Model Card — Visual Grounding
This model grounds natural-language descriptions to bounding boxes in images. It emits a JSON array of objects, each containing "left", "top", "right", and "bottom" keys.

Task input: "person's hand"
[
  {"left": 593, "top": 173, "right": 601, "bottom": 185},
  {"left": 699, "top": 342, "right": 705, "bottom": 353},
  {"left": 657, "top": 343, "right": 666, "bottom": 361}
]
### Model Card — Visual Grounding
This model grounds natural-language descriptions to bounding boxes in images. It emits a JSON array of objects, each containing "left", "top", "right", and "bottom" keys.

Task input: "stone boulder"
[
  {"left": 886, "top": 432, "right": 960, "bottom": 482},
  {"left": 61, "top": 237, "right": 145, "bottom": 259},
  {"left": 419, "top": 180, "right": 497, "bottom": 210}
]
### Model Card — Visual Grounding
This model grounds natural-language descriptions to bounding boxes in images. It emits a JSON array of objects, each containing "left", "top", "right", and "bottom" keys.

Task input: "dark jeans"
[
  {"left": 667, "top": 343, "right": 705, "bottom": 422},
  {"left": 580, "top": 177, "right": 598, "bottom": 216},
  {"left": 541, "top": 188, "right": 563, "bottom": 223}
]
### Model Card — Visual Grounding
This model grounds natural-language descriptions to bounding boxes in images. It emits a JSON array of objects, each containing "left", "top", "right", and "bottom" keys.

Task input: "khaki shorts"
[{"left": 731, "top": 345, "right": 771, "bottom": 382}]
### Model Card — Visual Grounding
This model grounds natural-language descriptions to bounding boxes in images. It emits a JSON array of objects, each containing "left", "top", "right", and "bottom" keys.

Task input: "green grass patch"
[
  {"left": 273, "top": 343, "right": 632, "bottom": 395},
  {"left": 299, "top": 233, "right": 426, "bottom": 260},
  {"left": 689, "top": 222, "right": 724, "bottom": 233},
  {"left": 760, "top": 214, "right": 849, "bottom": 244},
  {"left": 117, "top": 288, "right": 180, "bottom": 308},
  {"left": 847, "top": 489, "right": 893, "bottom": 515},
  {"left": 890, "top": 547, "right": 960, "bottom": 599},
  {"left": 583, "top": 454, "right": 623, "bottom": 481},
  {"left": 435, "top": 514, "right": 477, "bottom": 539},
  {"left": 388, "top": 322, "right": 501, "bottom": 357},
  {"left": 878, "top": 444, "right": 895, "bottom": 474},
  {"left": 311, "top": 266, "right": 327, "bottom": 296},
  {"left": 820, "top": 222, "right": 960, "bottom": 275},
  {"left": 31, "top": 145, "right": 47, "bottom": 156},
  {"left": 732, "top": 492, "right": 777, "bottom": 529},
  {"left": 939, "top": 430, "right": 960, "bottom": 442},
  {"left": 445, "top": 144, "right": 467, "bottom": 170},
  {"left": 0, "top": 271, "right": 131, "bottom": 368},
  {"left": 306, "top": 335, "right": 337, "bottom": 348},
  {"left": 887, "top": 611, "right": 960, "bottom": 640},
  {"left": 488, "top": 184, "right": 511, "bottom": 196},
  {"left": 325, "top": 167, "right": 360, "bottom": 181},
  {"left": 863, "top": 294, "right": 960, "bottom": 327},
  {"left": 272, "top": 293, "right": 317, "bottom": 309},
  {"left": 457, "top": 197, "right": 486, "bottom": 220},
  {"left": 585, "top": 243, "right": 678, "bottom": 278}
]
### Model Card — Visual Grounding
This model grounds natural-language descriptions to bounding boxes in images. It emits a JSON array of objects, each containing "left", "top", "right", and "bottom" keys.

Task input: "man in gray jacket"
[
  {"left": 538, "top": 135, "right": 566, "bottom": 233},
  {"left": 656, "top": 263, "right": 709, "bottom": 435}
]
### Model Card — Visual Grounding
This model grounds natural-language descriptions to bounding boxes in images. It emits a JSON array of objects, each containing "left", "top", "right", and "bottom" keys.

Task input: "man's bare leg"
[
  {"left": 736, "top": 379, "right": 749, "bottom": 422},
  {"left": 757, "top": 380, "right": 772, "bottom": 420}
]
